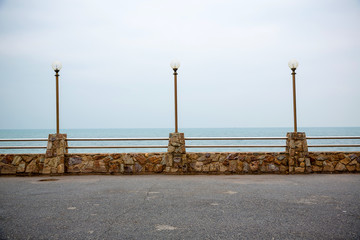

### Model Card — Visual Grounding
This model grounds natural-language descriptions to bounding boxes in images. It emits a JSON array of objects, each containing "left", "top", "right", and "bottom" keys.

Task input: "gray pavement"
[{"left": 0, "top": 174, "right": 359, "bottom": 240}]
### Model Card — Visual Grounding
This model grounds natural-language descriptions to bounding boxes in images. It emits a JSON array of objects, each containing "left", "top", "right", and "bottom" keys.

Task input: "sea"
[{"left": 0, "top": 127, "right": 359, "bottom": 154}]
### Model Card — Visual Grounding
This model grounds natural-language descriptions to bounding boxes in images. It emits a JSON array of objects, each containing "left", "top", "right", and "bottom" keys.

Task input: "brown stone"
[
  {"left": 145, "top": 163, "right": 154, "bottom": 172},
  {"left": 219, "top": 164, "right": 227, "bottom": 172},
  {"left": 124, "top": 165, "right": 133, "bottom": 173},
  {"left": 134, "top": 163, "right": 143, "bottom": 172},
  {"left": 25, "top": 161, "right": 39, "bottom": 173},
  {"left": 68, "top": 156, "right": 82, "bottom": 166},
  {"left": 154, "top": 164, "right": 163, "bottom": 173},
  {"left": 295, "top": 167, "right": 305, "bottom": 173},
  {"left": 315, "top": 161, "right": 323, "bottom": 167},
  {"left": 0, "top": 164, "right": 16, "bottom": 174},
  {"left": 300, "top": 162, "right": 305, "bottom": 167},
  {"left": 112, "top": 154, "right": 122, "bottom": 160},
  {"left": 42, "top": 166, "right": 51, "bottom": 174},
  {"left": 312, "top": 166, "right": 322, "bottom": 172},
  {"left": 323, "top": 162, "right": 334, "bottom": 172},
  {"left": 109, "top": 162, "right": 119, "bottom": 173},
  {"left": 81, "top": 161, "right": 94, "bottom": 173},
  {"left": 288, "top": 158, "right": 295, "bottom": 166},
  {"left": 17, "top": 162, "right": 26, "bottom": 173},
  {"left": 202, "top": 164, "right": 210, "bottom": 172},
  {"left": 237, "top": 161, "right": 244, "bottom": 172},
  {"left": 264, "top": 156, "right": 274, "bottom": 162},
  {"left": 279, "top": 165, "right": 288, "bottom": 173},
  {"left": 274, "top": 160, "right": 282, "bottom": 165},
  {"left": 249, "top": 161, "right": 259, "bottom": 172},
  {"left": 267, "top": 163, "right": 279, "bottom": 172},
  {"left": 348, "top": 160, "right": 357, "bottom": 166},
  {"left": 123, "top": 155, "right": 134, "bottom": 165},
  {"left": 57, "top": 164, "right": 64, "bottom": 173},
  {"left": 229, "top": 160, "right": 237, "bottom": 172},
  {"left": 12, "top": 156, "right": 22, "bottom": 165},
  {"left": 23, "top": 156, "right": 34, "bottom": 163},
  {"left": 134, "top": 154, "right": 147, "bottom": 165},
  {"left": 94, "top": 160, "right": 107, "bottom": 173},
  {"left": 346, "top": 165, "right": 356, "bottom": 172},
  {"left": 209, "top": 162, "right": 219, "bottom": 172},
  {"left": 335, "top": 163, "right": 346, "bottom": 171},
  {"left": 148, "top": 156, "right": 162, "bottom": 164},
  {"left": 340, "top": 158, "right": 350, "bottom": 165},
  {"left": 227, "top": 153, "right": 238, "bottom": 160}
]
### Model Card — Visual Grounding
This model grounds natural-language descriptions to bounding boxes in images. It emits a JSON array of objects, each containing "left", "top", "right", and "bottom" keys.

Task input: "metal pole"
[
  {"left": 292, "top": 69, "right": 297, "bottom": 133},
  {"left": 173, "top": 69, "right": 178, "bottom": 133},
  {"left": 55, "top": 70, "right": 60, "bottom": 134}
]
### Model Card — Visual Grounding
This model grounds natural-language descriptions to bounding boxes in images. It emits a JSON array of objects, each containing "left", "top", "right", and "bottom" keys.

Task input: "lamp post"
[
  {"left": 52, "top": 61, "right": 62, "bottom": 134},
  {"left": 288, "top": 59, "right": 299, "bottom": 133},
  {"left": 170, "top": 60, "right": 180, "bottom": 133}
]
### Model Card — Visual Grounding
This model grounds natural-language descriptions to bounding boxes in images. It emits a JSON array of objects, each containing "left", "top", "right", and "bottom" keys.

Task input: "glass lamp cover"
[
  {"left": 288, "top": 59, "right": 299, "bottom": 69},
  {"left": 52, "top": 61, "right": 62, "bottom": 71},
  {"left": 170, "top": 59, "right": 180, "bottom": 69}
]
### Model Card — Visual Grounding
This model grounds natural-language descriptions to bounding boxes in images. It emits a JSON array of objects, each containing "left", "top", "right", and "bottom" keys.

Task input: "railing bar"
[
  {"left": 308, "top": 145, "right": 360, "bottom": 147},
  {"left": 0, "top": 139, "right": 48, "bottom": 142},
  {"left": 67, "top": 145, "right": 168, "bottom": 149},
  {"left": 186, "top": 145, "right": 286, "bottom": 148},
  {"left": 0, "top": 146, "right": 47, "bottom": 149},
  {"left": 185, "top": 137, "right": 287, "bottom": 140},
  {"left": 67, "top": 138, "right": 169, "bottom": 141},
  {"left": 307, "top": 136, "right": 360, "bottom": 139}
]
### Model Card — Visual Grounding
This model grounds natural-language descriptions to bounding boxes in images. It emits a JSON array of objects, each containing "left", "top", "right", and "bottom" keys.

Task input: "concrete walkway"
[{"left": 0, "top": 174, "right": 359, "bottom": 240}]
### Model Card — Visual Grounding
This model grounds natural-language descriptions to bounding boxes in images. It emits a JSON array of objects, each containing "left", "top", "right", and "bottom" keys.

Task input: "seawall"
[{"left": 1, "top": 151, "right": 359, "bottom": 175}]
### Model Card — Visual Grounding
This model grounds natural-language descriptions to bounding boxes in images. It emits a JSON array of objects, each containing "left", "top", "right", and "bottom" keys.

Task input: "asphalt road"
[{"left": 0, "top": 174, "right": 359, "bottom": 240}]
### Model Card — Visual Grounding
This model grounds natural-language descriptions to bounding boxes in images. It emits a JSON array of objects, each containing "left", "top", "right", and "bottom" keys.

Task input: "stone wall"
[{"left": 1, "top": 151, "right": 359, "bottom": 175}]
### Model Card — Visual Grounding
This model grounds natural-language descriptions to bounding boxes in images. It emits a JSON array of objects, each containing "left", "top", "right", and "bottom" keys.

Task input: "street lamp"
[
  {"left": 170, "top": 59, "right": 180, "bottom": 133},
  {"left": 288, "top": 59, "right": 299, "bottom": 133},
  {"left": 52, "top": 61, "right": 62, "bottom": 134}
]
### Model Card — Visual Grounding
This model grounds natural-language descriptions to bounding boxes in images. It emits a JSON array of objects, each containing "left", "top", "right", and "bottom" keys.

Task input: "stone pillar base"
[
  {"left": 166, "top": 132, "right": 187, "bottom": 173},
  {"left": 43, "top": 134, "right": 68, "bottom": 174},
  {"left": 286, "top": 132, "right": 311, "bottom": 173}
]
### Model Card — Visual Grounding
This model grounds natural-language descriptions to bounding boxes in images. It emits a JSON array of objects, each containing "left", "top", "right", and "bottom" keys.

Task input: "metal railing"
[
  {"left": 185, "top": 137, "right": 287, "bottom": 148},
  {"left": 66, "top": 137, "right": 169, "bottom": 149},
  {"left": 306, "top": 136, "right": 360, "bottom": 148},
  {"left": 0, "top": 136, "right": 360, "bottom": 151},
  {"left": 0, "top": 138, "right": 48, "bottom": 149}
]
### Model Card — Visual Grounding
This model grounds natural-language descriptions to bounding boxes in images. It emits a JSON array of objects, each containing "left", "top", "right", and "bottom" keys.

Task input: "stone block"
[
  {"left": 154, "top": 164, "right": 164, "bottom": 173},
  {"left": 134, "top": 154, "right": 147, "bottom": 165},
  {"left": 323, "top": 162, "right": 334, "bottom": 172},
  {"left": 295, "top": 167, "right": 305, "bottom": 173},
  {"left": 17, "top": 162, "right": 26, "bottom": 173},
  {"left": 346, "top": 165, "right": 356, "bottom": 172},
  {"left": 340, "top": 158, "right": 350, "bottom": 165},
  {"left": 348, "top": 160, "right": 357, "bottom": 166},
  {"left": 12, "top": 156, "right": 22, "bottom": 166},
  {"left": 1, "top": 164, "right": 16, "bottom": 174},
  {"left": 335, "top": 163, "right": 346, "bottom": 171},
  {"left": 123, "top": 155, "right": 134, "bottom": 165},
  {"left": 279, "top": 165, "right": 288, "bottom": 173},
  {"left": 25, "top": 161, "right": 39, "bottom": 173},
  {"left": 229, "top": 160, "right": 237, "bottom": 172},
  {"left": 219, "top": 164, "right": 227, "bottom": 172}
]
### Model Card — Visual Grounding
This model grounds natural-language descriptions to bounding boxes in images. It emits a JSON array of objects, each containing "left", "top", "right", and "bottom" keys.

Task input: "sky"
[{"left": 0, "top": 0, "right": 359, "bottom": 130}]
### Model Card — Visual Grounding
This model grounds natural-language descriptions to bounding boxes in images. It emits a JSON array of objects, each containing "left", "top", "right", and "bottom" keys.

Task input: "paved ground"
[{"left": 0, "top": 174, "right": 359, "bottom": 240}]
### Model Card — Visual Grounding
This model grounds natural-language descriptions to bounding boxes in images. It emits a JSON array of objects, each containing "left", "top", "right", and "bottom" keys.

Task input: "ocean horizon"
[{"left": 1, "top": 127, "right": 359, "bottom": 153}]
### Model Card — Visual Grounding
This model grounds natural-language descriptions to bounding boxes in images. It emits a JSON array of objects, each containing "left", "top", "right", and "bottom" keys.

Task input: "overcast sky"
[{"left": 0, "top": 0, "right": 359, "bottom": 130}]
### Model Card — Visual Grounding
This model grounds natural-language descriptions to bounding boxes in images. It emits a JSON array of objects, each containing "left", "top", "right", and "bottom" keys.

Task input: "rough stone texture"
[
  {"left": 286, "top": 132, "right": 311, "bottom": 174},
  {"left": 166, "top": 132, "right": 187, "bottom": 173},
  {"left": 0, "top": 151, "right": 359, "bottom": 175},
  {"left": 43, "top": 134, "right": 68, "bottom": 174}
]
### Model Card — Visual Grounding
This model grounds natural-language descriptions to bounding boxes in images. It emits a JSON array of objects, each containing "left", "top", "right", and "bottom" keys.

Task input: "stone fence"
[{"left": 0, "top": 132, "right": 359, "bottom": 175}]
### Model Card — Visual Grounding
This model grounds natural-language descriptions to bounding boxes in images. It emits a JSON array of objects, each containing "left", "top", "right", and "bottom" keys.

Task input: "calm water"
[{"left": 0, "top": 127, "right": 359, "bottom": 153}]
